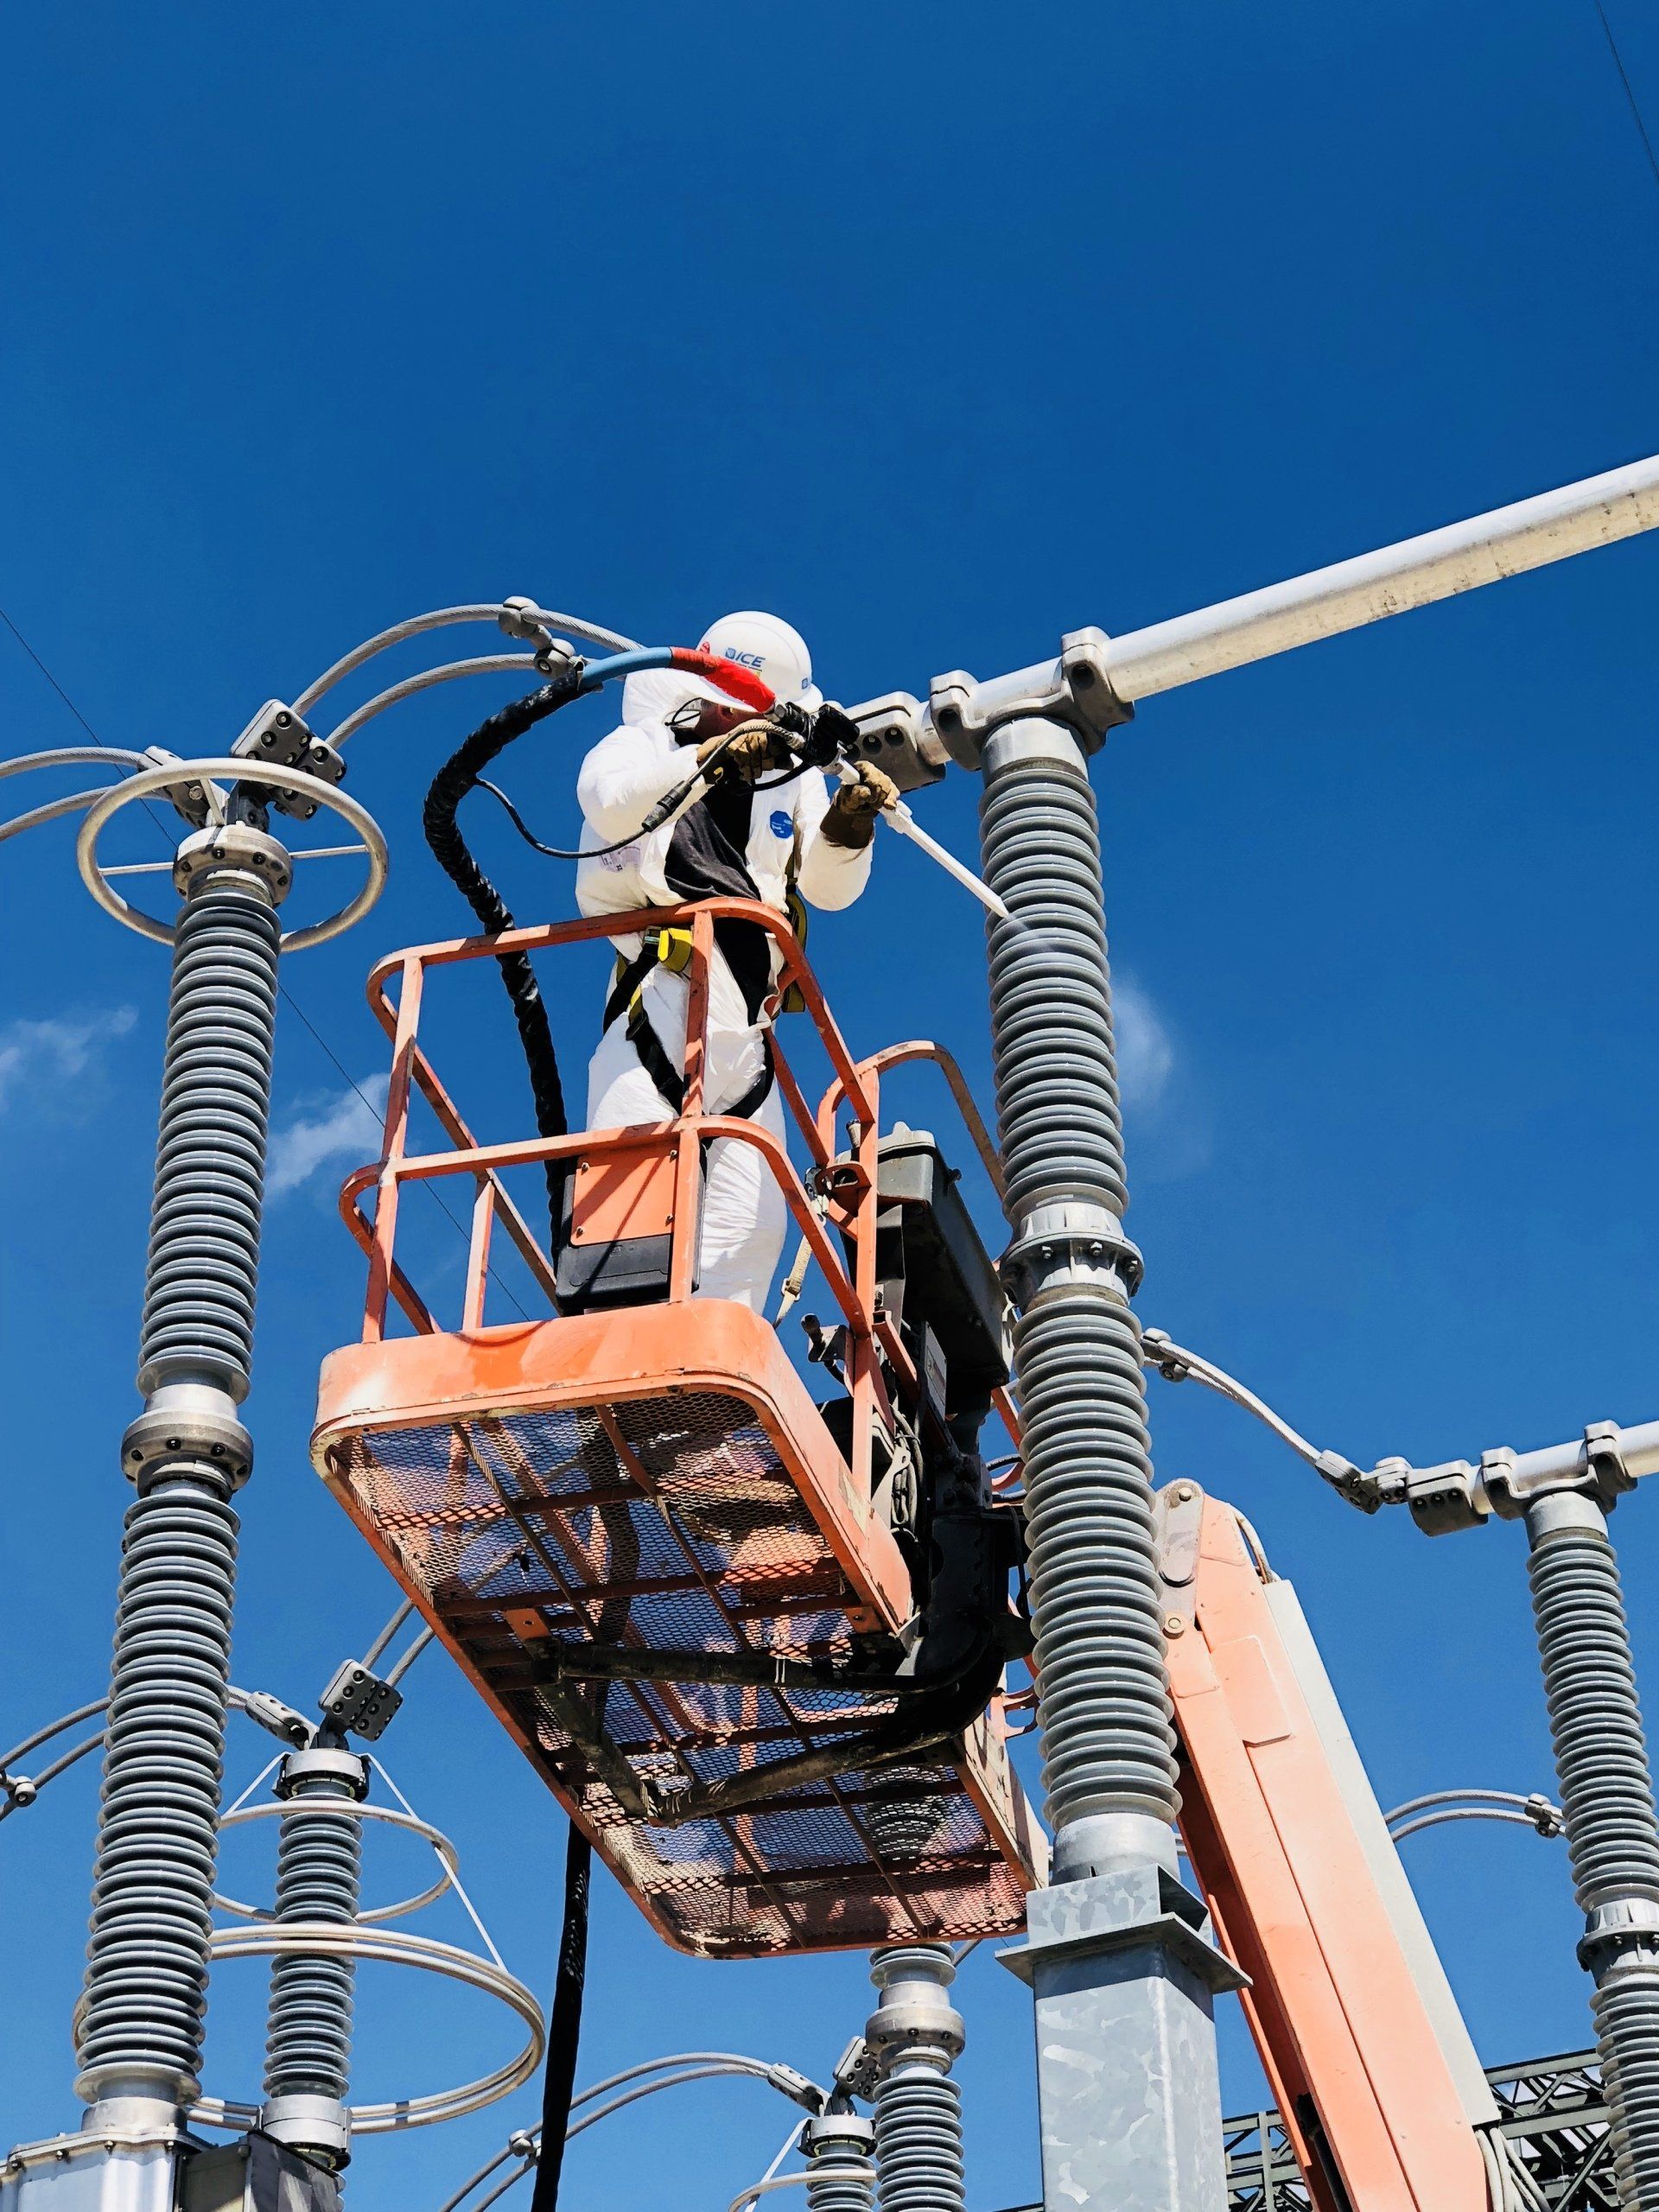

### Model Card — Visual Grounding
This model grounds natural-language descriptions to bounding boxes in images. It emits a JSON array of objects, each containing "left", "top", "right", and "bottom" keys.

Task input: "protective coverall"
[{"left": 575, "top": 665, "right": 874, "bottom": 1310}]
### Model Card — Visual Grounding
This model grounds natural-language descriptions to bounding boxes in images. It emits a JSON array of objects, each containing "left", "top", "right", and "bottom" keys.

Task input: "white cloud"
[
  {"left": 0, "top": 1004, "right": 137, "bottom": 1110},
  {"left": 1115, "top": 978, "right": 1174, "bottom": 1109},
  {"left": 268, "top": 1075, "right": 388, "bottom": 1198}
]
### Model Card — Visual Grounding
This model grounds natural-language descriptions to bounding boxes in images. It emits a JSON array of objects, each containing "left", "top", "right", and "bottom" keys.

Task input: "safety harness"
[
  {"left": 601, "top": 887, "right": 809, "bottom": 1125},
  {"left": 601, "top": 927, "right": 772, "bottom": 1121}
]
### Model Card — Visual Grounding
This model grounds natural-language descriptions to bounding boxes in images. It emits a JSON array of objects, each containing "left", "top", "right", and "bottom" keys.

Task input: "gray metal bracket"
[
  {"left": 1000, "top": 1864, "right": 1249, "bottom": 1997},
  {"left": 1154, "top": 1480, "right": 1205, "bottom": 1637},
  {"left": 927, "top": 629, "right": 1133, "bottom": 768}
]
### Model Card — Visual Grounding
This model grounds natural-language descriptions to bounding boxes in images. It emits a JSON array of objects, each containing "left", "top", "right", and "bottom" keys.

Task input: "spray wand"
[{"left": 831, "top": 760, "right": 1009, "bottom": 921}]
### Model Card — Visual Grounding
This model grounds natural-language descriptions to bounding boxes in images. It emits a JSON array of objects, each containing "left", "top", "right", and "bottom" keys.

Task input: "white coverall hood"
[{"left": 618, "top": 664, "right": 728, "bottom": 729}]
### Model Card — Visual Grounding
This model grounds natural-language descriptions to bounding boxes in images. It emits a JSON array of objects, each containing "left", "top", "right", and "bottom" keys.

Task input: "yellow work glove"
[{"left": 821, "top": 763, "right": 899, "bottom": 849}]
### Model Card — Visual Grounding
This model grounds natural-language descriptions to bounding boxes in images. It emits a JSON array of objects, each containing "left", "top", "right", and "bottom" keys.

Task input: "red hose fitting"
[{"left": 671, "top": 648, "right": 776, "bottom": 713}]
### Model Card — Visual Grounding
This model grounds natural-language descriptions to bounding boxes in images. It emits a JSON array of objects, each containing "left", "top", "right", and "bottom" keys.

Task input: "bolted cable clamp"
[
  {"left": 231, "top": 701, "right": 345, "bottom": 822},
  {"left": 1314, "top": 1448, "right": 1388, "bottom": 1515},
  {"left": 497, "top": 598, "right": 584, "bottom": 680},
  {"left": 830, "top": 2036, "right": 880, "bottom": 2105},
  {"left": 140, "top": 747, "right": 218, "bottom": 829},
  {"left": 766, "top": 2063, "right": 831, "bottom": 2114},
  {"left": 1524, "top": 1791, "right": 1567, "bottom": 1838},
  {"left": 316, "top": 1658, "right": 403, "bottom": 1743},
  {"left": 238, "top": 1689, "right": 313, "bottom": 1748},
  {"left": 836, "top": 692, "right": 949, "bottom": 794}
]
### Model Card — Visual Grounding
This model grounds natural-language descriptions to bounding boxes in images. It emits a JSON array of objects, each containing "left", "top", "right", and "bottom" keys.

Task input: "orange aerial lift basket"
[{"left": 312, "top": 899, "right": 1046, "bottom": 1958}]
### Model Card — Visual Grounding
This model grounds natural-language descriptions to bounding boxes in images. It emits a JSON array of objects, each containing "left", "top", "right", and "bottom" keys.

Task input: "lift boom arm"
[{"left": 1163, "top": 1487, "right": 1496, "bottom": 2211}]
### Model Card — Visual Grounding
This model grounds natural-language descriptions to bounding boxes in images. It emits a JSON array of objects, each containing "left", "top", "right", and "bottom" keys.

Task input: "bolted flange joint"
[
  {"left": 1001, "top": 1201, "right": 1144, "bottom": 1309},
  {"left": 1579, "top": 1897, "right": 1659, "bottom": 1974},
  {"left": 120, "top": 1406, "right": 252, "bottom": 1491},
  {"left": 259, "top": 2092, "right": 351, "bottom": 2169},
  {"left": 864, "top": 1949, "right": 965, "bottom": 2065},
  {"left": 172, "top": 823, "right": 293, "bottom": 906},
  {"left": 804, "top": 2111, "right": 876, "bottom": 2159}
]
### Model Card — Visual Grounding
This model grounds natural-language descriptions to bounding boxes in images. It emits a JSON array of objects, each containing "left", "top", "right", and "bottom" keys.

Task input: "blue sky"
[{"left": 3, "top": 3, "right": 1659, "bottom": 2207}]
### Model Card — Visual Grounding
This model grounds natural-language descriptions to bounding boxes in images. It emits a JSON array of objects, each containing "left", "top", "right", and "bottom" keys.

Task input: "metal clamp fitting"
[
  {"left": 229, "top": 701, "right": 346, "bottom": 822},
  {"left": 276, "top": 1747, "right": 370, "bottom": 1801},
  {"left": 928, "top": 629, "right": 1133, "bottom": 768},
  {"left": 1484, "top": 1426, "right": 1636, "bottom": 1519},
  {"left": 803, "top": 2111, "right": 875, "bottom": 2158},
  {"left": 838, "top": 691, "right": 949, "bottom": 793},
  {"left": 1001, "top": 1201, "right": 1144, "bottom": 1306}
]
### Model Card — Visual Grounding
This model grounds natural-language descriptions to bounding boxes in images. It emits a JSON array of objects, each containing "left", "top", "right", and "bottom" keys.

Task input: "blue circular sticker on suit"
[{"left": 769, "top": 810, "right": 791, "bottom": 837}]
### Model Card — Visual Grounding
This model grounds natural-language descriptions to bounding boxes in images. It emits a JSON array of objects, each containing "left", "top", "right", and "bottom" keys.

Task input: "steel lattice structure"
[{"left": 1221, "top": 2051, "right": 1617, "bottom": 2211}]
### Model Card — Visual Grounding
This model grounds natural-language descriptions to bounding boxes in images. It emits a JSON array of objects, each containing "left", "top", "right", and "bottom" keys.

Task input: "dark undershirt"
[{"left": 663, "top": 772, "right": 772, "bottom": 1022}]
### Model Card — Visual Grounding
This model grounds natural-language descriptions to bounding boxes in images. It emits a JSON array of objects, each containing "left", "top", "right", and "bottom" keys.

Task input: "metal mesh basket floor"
[{"left": 323, "top": 1380, "right": 1033, "bottom": 1956}]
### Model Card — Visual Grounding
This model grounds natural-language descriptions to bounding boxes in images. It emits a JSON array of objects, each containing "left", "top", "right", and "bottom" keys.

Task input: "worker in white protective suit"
[{"left": 575, "top": 613, "right": 895, "bottom": 1311}]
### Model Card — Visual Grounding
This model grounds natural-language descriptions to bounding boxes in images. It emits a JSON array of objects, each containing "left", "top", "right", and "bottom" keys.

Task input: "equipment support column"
[
  {"left": 260, "top": 1745, "right": 370, "bottom": 2170},
  {"left": 76, "top": 824, "right": 290, "bottom": 2139},
  {"left": 865, "top": 1947, "right": 965, "bottom": 2212},
  {"left": 981, "top": 721, "right": 1236, "bottom": 2212},
  {"left": 1527, "top": 1488, "right": 1659, "bottom": 2209},
  {"left": 803, "top": 2107, "right": 876, "bottom": 2212}
]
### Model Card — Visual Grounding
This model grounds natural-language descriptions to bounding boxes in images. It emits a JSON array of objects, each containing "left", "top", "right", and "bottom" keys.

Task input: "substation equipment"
[{"left": 1, "top": 454, "right": 1658, "bottom": 2212}]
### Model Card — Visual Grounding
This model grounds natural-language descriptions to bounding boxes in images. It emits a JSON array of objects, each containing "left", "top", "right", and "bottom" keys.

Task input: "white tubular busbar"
[{"left": 1101, "top": 452, "right": 1659, "bottom": 703}]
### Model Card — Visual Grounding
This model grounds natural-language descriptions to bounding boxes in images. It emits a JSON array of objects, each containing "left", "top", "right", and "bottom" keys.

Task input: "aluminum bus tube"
[
  {"left": 1099, "top": 452, "right": 1659, "bottom": 703},
  {"left": 1505, "top": 1418, "right": 1659, "bottom": 1491}
]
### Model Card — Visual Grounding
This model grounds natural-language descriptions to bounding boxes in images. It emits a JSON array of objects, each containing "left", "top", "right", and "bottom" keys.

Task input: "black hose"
[
  {"left": 424, "top": 679, "right": 593, "bottom": 2212},
  {"left": 423, "top": 681, "right": 581, "bottom": 1223},
  {"left": 529, "top": 1825, "right": 590, "bottom": 2212},
  {"left": 469, "top": 721, "right": 765, "bottom": 862}
]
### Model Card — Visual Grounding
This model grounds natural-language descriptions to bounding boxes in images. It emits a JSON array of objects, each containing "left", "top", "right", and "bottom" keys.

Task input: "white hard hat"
[{"left": 698, "top": 611, "right": 823, "bottom": 714}]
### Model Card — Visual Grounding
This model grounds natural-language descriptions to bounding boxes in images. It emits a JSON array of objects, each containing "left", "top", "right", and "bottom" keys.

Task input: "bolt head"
[{"left": 1163, "top": 1611, "right": 1185, "bottom": 1636}]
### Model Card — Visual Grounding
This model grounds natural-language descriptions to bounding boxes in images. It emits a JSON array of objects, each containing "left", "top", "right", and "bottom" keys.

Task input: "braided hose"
[
  {"left": 978, "top": 726, "right": 1178, "bottom": 1841},
  {"left": 138, "top": 888, "right": 281, "bottom": 1399},
  {"left": 867, "top": 1948, "right": 964, "bottom": 2212},
  {"left": 75, "top": 1478, "right": 239, "bottom": 2100},
  {"left": 1528, "top": 1494, "right": 1659, "bottom": 2206},
  {"left": 263, "top": 1771, "right": 365, "bottom": 2107},
  {"left": 79, "top": 855, "right": 284, "bottom": 2112}
]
